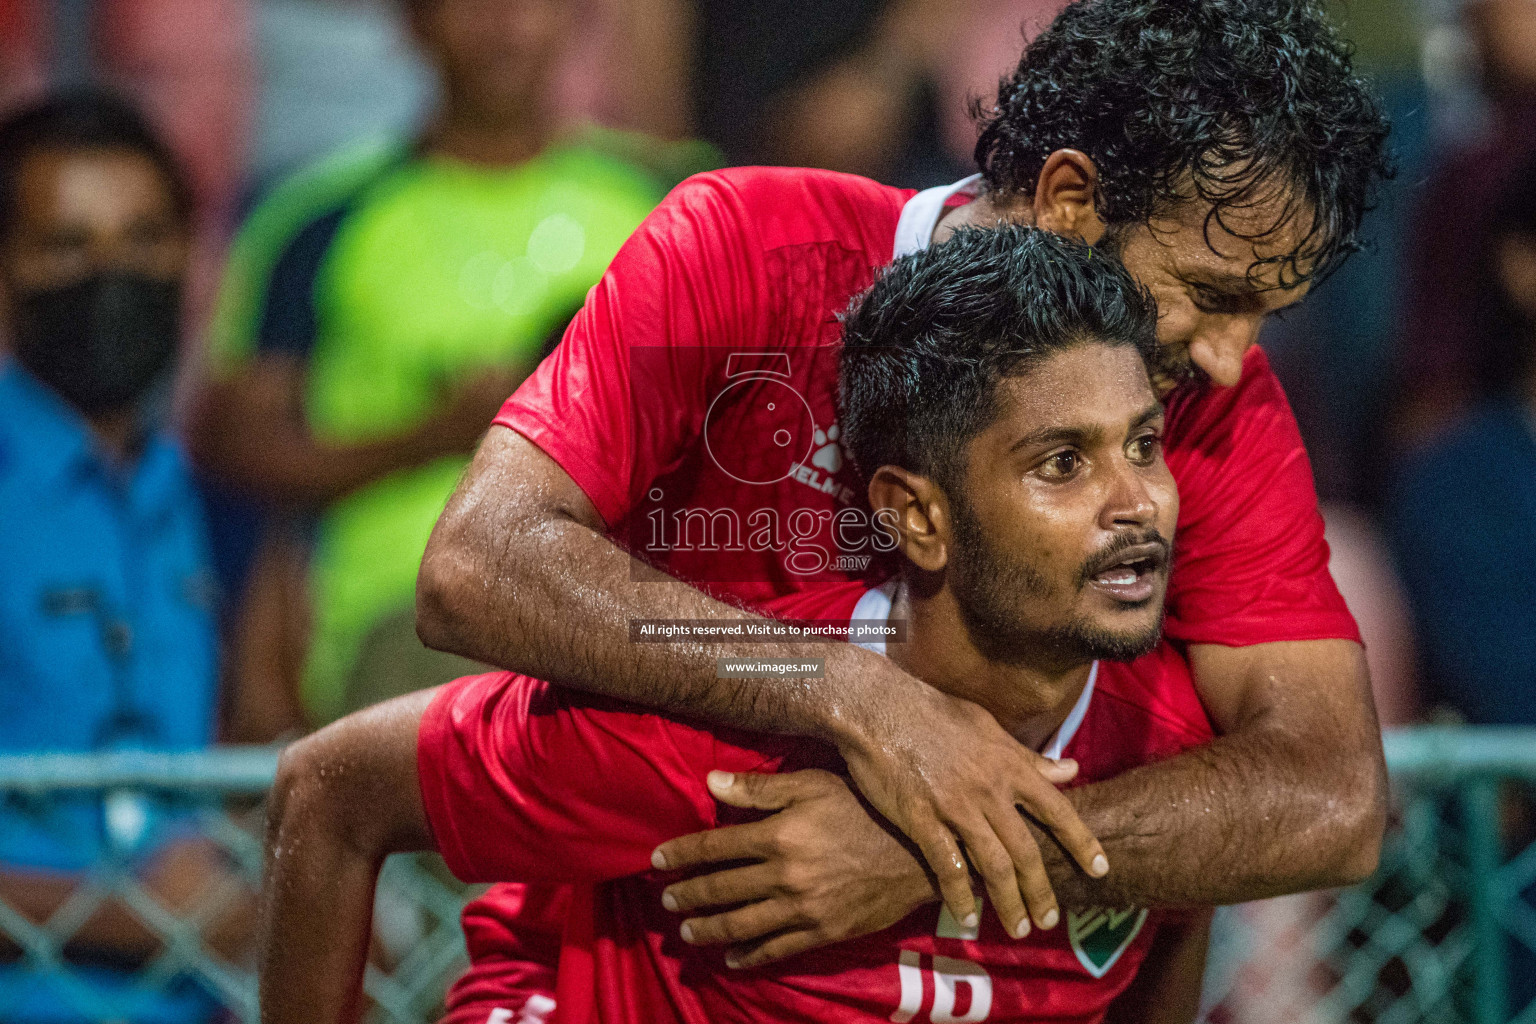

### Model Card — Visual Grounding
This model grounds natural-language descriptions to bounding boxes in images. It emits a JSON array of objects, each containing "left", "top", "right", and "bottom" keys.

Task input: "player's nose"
[
  {"left": 1101, "top": 462, "right": 1158, "bottom": 530},
  {"left": 1186, "top": 316, "right": 1259, "bottom": 387}
]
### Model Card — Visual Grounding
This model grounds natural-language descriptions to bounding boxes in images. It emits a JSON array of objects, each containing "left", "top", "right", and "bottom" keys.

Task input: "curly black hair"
[
  {"left": 974, "top": 0, "right": 1393, "bottom": 287},
  {"left": 839, "top": 225, "right": 1159, "bottom": 492}
]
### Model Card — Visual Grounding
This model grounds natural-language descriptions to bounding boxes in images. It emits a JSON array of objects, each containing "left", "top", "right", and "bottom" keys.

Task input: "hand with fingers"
[
  {"left": 825, "top": 680, "right": 1107, "bottom": 941},
  {"left": 652, "top": 769, "right": 932, "bottom": 968}
]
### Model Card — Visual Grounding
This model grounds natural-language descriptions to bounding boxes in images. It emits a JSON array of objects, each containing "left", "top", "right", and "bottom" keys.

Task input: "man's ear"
[
  {"left": 868, "top": 465, "right": 951, "bottom": 573},
  {"left": 1033, "top": 149, "right": 1107, "bottom": 245}
]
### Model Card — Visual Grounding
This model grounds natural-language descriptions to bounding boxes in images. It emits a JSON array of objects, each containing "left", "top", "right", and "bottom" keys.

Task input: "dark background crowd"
[{"left": 1, "top": 0, "right": 1534, "bottom": 1017}]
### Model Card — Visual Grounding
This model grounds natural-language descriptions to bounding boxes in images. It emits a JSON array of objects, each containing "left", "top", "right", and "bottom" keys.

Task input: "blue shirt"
[
  {"left": 1387, "top": 400, "right": 1536, "bottom": 725},
  {"left": 0, "top": 361, "right": 218, "bottom": 870}
]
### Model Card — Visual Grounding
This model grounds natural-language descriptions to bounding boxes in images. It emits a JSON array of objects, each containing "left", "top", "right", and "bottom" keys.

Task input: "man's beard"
[
  {"left": 947, "top": 495, "right": 1166, "bottom": 668},
  {"left": 1093, "top": 224, "right": 1207, "bottom": 396},
  {"left": 1149, "top": 343, "right": 1206, "bottom": 395}
]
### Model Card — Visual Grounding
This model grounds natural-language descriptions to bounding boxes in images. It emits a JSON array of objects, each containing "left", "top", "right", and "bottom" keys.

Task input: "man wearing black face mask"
[{"left": 0, "top": 92, "right": 251, "bottom": 1020}]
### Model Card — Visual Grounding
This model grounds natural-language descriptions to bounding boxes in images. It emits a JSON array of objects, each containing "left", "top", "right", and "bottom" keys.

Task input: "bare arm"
[
  {"left": 1103, "top": 910, "right": 1213, "bottom": 1024},
  {"left": 1046, "top": 639, "right": 1386, "bottom": 907},
  {"left": 417, "top": 426, "right": 1106, "bottom": 937},
  {"left": 259, "top": 690, "right": 435, "bottom": 1024},
  {"left": 188, "top": 357, "right": 523, "bottom": 506},
  {"left": 655, "top": 638, "right": 1385, "bottom": 965}
]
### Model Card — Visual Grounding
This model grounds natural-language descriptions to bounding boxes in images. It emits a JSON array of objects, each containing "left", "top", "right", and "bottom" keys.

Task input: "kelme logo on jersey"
[
  {"left": 1068, "top": 907, "right": 1148, "bottom": 978},
  {"left": 630, "top": 348, "right": 897, "bottom": 581}
]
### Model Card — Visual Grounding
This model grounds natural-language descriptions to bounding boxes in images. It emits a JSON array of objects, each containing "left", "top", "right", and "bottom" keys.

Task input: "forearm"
[
  {"left": 1, "top": 842, "right": 255, "bottom": 965},
  {"left": 259, "top": 694, "right": 435, "bottom": 1023},
  {"left": 259, "top": 784, "right": 381, "bottom": 1023},
  {"left": 189, "top": 366, "right": 466, "bottom": 506},
  {"left": 417, "top": 430, "right": 902, "bottom": 744},
  {"left": 1038, "top": 725, "right": 1384, "bottom": 908}
]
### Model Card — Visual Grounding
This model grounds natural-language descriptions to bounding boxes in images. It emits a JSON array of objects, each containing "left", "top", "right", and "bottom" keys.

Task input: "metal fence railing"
[
  {"left": 0, "top": 748, "right": 471, "bottom": 1024},
  {"left": 0, "top": 729, "right": 1533, "bottom": 1023}
]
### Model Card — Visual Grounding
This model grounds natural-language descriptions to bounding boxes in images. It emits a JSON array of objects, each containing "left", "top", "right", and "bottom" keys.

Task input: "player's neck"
[
  {"left": 422, "top": 99, "right": 549, "bottom": 168},
  {"left": 931, "top": 189, "right": 1035, "bottom": 247},
  {"left": 886, "top": 584, "right": 1093, "bottom": 751}
]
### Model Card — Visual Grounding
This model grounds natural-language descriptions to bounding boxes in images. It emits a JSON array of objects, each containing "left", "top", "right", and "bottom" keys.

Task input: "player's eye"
[
  {"left": 1036, "top": 449, "right": 1082, "bottom": 479},
  {"left": 1189, "top": 284, "right": 1243, "bottom": 315},
  {"left": 1126, "top": 433, "right": 1161, "bottom": 465}
]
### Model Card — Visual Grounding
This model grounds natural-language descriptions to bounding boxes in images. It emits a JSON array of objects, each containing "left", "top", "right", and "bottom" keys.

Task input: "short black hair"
[
  {"left": 0, "top": 89, "right": 191, "bottom": 241},
  {"left": 839, "top": 225, "right": 1158, "bottom": 493},
  {"left": 973, "top": 0, "right": 1392, "bottom": 287}
]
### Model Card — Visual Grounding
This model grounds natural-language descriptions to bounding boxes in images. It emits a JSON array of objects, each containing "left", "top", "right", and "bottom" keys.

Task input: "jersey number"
[{"left": 889, "top": 950, "right": 993, "bottom": 1023}]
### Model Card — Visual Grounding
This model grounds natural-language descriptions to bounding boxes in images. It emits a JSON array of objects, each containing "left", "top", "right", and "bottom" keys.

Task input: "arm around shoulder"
[{"left": 1187, "top": 638, "right": 1387, "bottom": 889}]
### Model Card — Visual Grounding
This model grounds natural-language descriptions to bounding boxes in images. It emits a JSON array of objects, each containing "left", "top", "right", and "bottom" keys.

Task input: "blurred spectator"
[
  {"left": 0, "top": 0, "right": 255, "bottom": 410},
  {"left": 0, "top": 0, "right": 252, "bottom": 225},
  {"left": 251, "top": 0, "right": 694, "bottom": 189},
  {"left": 190, "top": 0, "right": 666, "bottom": 726},
  {"left": 0, "top": 91, "right": 249, "bottom": 1022},
  {"left": 1321, "top": 504, "right": 1419, "bottom": 728},
  {"left": 1388, "top": 157, "right": 1536, "bottom": 727},
  {"left": 1395, "top": 0, "right": 1536, "bottom": 444},
  {"left": 737, "top": 0, "right": 1067, "bottom": 185}
]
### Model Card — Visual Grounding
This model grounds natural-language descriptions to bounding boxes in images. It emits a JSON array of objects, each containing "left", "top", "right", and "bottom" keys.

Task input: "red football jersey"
[
  {"left": 458, "top": 165, "right": 1359, "bottom": 1021},
  {"left": 420, "top": 587, "right": 1215, "bottom": 1024},
  {"left": 494, "top": 166, "right": 1358, "bottom": 644}
]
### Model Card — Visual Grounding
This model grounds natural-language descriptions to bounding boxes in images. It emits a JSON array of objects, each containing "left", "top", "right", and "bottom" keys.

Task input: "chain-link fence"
[
  {"left": 0, "top": 748, "right": 470, "bottom": 1023},
  {"left": 1199, "top": 728, "right": 1536, "bottom": 1024},
  {"left": 0, "top": 729, "right": 1532, "bottom": 1023}
]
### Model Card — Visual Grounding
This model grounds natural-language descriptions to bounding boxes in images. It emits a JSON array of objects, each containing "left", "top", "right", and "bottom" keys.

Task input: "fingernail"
[
  {"left": 962, "top": 912, "right": 979, "bottom": 929},
  {"left": 725, "top": 955, "right": 741, "bottom": 970},
  {"left": 651, "top": 848, "right": 669, "bottom": 870},
  {"left": 662, "top": 890, "right": 679, "bottom": 912},
  {"left": 1041, "top": 908, "right": 1059, "bottom": 930},
  {"left": 707, "top": 770, "right": 735, "bottom": 792},
  {"left": 1091, "top": 854, "right": 1108, "bottom": 877},
  {"left": 1014, "top": 918, "right": 1031, "bottom": 939},
  {"left": 680, "top": 922, "right": 694, "bottom": 942}
]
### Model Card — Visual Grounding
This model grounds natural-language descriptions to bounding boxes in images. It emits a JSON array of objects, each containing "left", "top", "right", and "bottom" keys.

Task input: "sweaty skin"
[
  {"left": 260, "top": 340, "right": 1210, "bottom": 1020},
  {"left": 416, "top": 152, "right": 1386, "bottom": 945}
]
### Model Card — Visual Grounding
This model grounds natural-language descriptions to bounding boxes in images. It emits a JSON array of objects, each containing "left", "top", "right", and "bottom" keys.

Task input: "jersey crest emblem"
[{"left": 1067, "top": 906, "right": 1148, "bottom": 978}]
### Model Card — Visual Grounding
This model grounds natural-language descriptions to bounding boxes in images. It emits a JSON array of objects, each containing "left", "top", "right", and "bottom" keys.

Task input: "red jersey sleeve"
[
  {"left": 493, "top": 173, "right": 770, "bottom": 528},
  {"left": 440, "top": 883, "right": 568, "bottom": 1024},
  {"left": 1161, "top": 347, "right": 1359, "bottom": 646},
  {"left": 417, "top": 672, "right": 782, "bottom": 885}
]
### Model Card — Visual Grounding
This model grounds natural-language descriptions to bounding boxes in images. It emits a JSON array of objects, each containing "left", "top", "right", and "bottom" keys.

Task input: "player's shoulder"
[
  {"left": 1162, "top": 344, "right": 1307, "bottom": 484},
  {"left": 661, "top": 166, "right": 911, "bottom": 251},
  {"left": 1165, "top": 345, "right": 1295, "bottom": 442},
  {"left": 756, "top": 579, "right": 873, "bottom": 624},
  {"left": 1092, "top": 645, "right": 1214, "bottom": 747}
]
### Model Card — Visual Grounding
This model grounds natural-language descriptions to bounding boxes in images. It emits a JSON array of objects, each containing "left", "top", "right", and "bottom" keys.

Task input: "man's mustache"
[{"left": 1077, "top": 530, "right": 1173, "bottom": 585}]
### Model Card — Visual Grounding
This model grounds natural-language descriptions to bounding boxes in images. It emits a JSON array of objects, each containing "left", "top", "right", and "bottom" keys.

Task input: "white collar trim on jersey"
[
  {"left": 849, "top": 580, "right": 1098, "bottom": 756},
  {"left": 1042, "top": 661, "right": 1097, "bottom": 759},
  {"left": 850, "top": 579, "right": 901, "bottom": 657},
  {"left": 893, "top": 174, "right": 985, "bottom": 260}
]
